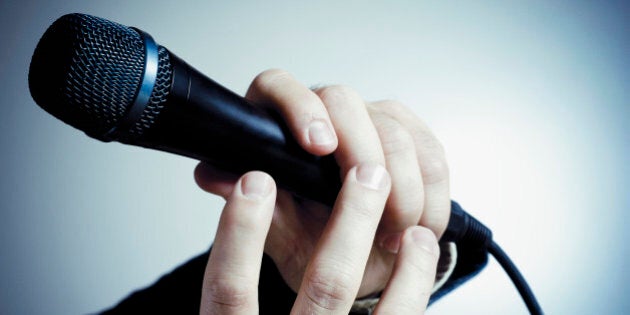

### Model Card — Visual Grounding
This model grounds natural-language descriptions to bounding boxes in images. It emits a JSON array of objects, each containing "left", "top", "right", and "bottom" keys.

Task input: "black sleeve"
[{"left": 100, "top": 248, "right": 296, "bottom": 314}]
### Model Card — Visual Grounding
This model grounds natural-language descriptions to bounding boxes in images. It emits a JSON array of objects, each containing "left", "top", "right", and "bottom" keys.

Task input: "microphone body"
[{"left": 136, "top": 53, "right": 342, "bottom": 205}]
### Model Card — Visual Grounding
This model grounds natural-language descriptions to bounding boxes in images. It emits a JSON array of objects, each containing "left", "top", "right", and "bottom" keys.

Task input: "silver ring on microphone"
[{"left": 104, "top": 28, "right": 158, "bottom": 141}]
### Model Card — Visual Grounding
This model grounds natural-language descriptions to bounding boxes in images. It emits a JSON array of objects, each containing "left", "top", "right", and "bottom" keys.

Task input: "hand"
[
  {"left": 200, "top": 171, "right": 440, "bottom": 314},
  {"left": 195, "top": 69, "right": 450, "bottom": 299}
]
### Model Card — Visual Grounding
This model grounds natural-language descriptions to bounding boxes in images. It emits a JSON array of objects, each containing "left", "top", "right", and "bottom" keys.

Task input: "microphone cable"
[
  {"left": 445, "top": 201, "right": 544, "bottom": 314},
  {"left": 488, "top": 240, "right": 543, "bottom": 314}
]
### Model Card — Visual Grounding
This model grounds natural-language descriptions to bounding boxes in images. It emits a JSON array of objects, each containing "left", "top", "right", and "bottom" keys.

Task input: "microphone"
[
  {"left": 28, "top": 13, "right": 482, "bottom": 243},
  {"left": 29, "top": 14, "right": 545, "bottom": 313}
]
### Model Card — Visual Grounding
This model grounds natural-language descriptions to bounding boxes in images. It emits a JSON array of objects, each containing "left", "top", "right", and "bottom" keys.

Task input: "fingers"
[
  {"left": 314, "top": 86, "right": 386, "bottom": 172},
  {"left": 374, "top": 226, "right": 440, "bottom": 315},
  {"left": 292, "top": 163, "right": 391, "bottom": 314},
  {"left": 369, "top": 112, "right": 424, "bottom": 250},
  {"left": 246, "top": 69, "right": 338, "bottom": 156},
  {"left": 369, "top": 101, "right": 451, "bottom": 238},
  {"left": 200, "top": 171, "right": 276, "bottom": 315}
]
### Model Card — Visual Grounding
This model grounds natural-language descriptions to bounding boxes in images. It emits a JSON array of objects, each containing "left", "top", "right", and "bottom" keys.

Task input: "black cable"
[
  {"left": 444, "top": 202, "right": 544, "bottom": 314},
  {"left": 488, "top": 240, "right": 543, "bottom": 315}
]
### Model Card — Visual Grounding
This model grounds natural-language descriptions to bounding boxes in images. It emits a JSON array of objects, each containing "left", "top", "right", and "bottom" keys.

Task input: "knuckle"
[
  {"left": 339, "top": 191, "right": 383, "bottom": 222},
  {"left": 204, "top": 276, "right": 255, "bottom": 310},
  {"left": 251, "top": 68, "right": 292, "bottom": 93},
  {"left": 386, "top": 189, "right": 424, "bottom": 225},
  {"left": 224, "top": 204, "right": 263, "bottom": 232},
  {"left": 412, "top": 129, "right": 449, "bottom": 186},
  {"left": 425, "top": 136, "right": 446, "bottom": 156},
  {"left": 371, "top": 100, "right": 411, "bottom": 120},
  {"left": 375, "top": 116, "right": 415, "bottom": 157},
  {"left": 316, "top": 85, "right": 360, "bottom": 109},
  {"left": 304, "top": 266, "right": 355, "bottom": 310},
  {"left": 383, "top": 100, "right": 409, "bottom": 116},
  {"left": 421, "top": 154, "right": 449, "bottom": 186},
  {"left": 410, "top": 123, "right": 445, "bottom": 155}
]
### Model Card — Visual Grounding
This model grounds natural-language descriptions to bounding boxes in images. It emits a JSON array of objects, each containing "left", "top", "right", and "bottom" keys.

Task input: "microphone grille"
[
  {"left": 129, "top": 45, "right": 172, "bottom": 137},
  {"left": 29, "top": 13, "right": 172, "bottom": 139}
]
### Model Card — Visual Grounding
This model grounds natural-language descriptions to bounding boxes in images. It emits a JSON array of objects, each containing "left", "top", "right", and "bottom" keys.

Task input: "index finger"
[
  {"left": 200, "top": 171, "right": 276, "bottom": 315},
  {"left": 246, "top": 69, "right": 338, "bottom": 156}
]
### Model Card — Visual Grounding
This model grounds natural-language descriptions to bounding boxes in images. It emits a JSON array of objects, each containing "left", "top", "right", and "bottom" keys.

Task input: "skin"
[{"left": 195, "top": 69, "right": 451, "bottom": 314}]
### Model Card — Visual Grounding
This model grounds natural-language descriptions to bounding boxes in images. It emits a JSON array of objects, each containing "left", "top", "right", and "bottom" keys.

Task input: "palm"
[{"left": 266, "top": 190, "right": 395, "bottom": 298}]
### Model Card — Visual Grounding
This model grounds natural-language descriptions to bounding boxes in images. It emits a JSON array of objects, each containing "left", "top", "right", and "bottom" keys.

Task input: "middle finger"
[
  {"left": 291, "top": 163, "right": 391, "bottom": 314},
  {"left": 314, "top": 85, "right": 386, "bottom": 173}
]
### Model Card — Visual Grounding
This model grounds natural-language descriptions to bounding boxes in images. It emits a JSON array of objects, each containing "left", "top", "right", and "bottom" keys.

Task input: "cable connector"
[{"left": 441, "top": 200, "right": 492, "bottom": 247}]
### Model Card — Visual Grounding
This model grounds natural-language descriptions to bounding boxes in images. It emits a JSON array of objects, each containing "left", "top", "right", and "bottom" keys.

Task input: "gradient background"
[{"left": 0, "top": 0, "right": 628, "bottom": 314}]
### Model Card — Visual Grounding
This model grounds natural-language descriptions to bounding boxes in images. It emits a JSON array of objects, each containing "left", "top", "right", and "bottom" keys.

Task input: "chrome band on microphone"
[{"left": 104, "top": 28, "right": 158, "bottom": 141}]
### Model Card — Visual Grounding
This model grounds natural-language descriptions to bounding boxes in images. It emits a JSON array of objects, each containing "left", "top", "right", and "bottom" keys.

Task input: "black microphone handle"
[{"left": 130, "top": 51, "right": 468, "bottom": 243}]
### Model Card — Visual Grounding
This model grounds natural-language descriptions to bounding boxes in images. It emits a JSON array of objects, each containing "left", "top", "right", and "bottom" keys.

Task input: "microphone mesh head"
[{"left": 29, "top": 13, "right": 172, "bottom": 139}]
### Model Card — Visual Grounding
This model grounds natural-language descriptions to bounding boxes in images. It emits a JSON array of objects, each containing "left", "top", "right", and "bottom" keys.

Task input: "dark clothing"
[{"left": 101, "top": 251, "right": 296, "bottom": 314}]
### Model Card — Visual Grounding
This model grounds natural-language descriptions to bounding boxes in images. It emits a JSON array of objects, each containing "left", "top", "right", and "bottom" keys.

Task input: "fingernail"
[
  {"left": 308, "top": 120, "right": 335, "bottom": 146},
  {"left": 380, "top": 232, "right": 402, "bottom": 254},
  {"left": 411, "top": 228, "right": 439, "bottom": 255},
  {"left": 240, "top": 172, "right": 272, "bottom": 199},
  {"left": 356, "top": 163, "right": 389, "bottom": 190}
]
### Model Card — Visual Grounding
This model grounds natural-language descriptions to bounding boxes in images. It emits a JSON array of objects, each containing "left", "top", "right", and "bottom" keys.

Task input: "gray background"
[{"left": 0, "top": 0, "right": 628, "bottom": 314}]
